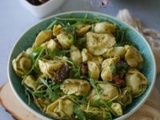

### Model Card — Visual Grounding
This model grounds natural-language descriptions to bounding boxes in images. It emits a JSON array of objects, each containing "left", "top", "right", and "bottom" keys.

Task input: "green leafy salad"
[{"left": 12, "top": 16, "right": 148, "bottom": 120}]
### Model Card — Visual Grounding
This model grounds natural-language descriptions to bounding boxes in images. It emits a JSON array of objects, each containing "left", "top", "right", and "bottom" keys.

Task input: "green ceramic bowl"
[{"left": 8, "top": 11, "right": 156, "bottom": 120}]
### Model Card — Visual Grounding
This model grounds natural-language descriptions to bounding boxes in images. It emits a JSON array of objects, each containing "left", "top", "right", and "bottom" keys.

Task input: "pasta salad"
[{"left": 12, "top": 16, "right": 148, "bottom": 120}]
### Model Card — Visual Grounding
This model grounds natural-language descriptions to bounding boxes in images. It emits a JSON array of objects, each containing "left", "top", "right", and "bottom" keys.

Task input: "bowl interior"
[{"left": 8, "top": 11, "right": 156, "bottom": 119}]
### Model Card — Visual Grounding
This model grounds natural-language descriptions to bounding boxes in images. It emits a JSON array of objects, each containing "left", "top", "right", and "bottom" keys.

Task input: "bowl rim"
[{"left": 8, "top": 11, "right": 157, "bottom": 120}]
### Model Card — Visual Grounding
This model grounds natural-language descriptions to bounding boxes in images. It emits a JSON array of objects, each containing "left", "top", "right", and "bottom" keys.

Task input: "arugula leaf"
[
  {"left": 73, "top": 104, "right": 87, "bottom": 120},
  {"left": 45, "top": 48, "right": 71, "bottom": 59},
  {"left": 110, "top": 63, "right": 117, "bottom": 75},
  {"left": 40, "top": 78, "right": 61, "bottom": 101},
  {"left": 89, "top": 99, "right": 102, "bottom": 107},
  {"left": 55, "top": 17, "right": 101, "bottom": 24},
  {"left": 24, "top": 87, "right": 32, "bottom": 105},
  {"left": 115, "top": 28, "right": 131, "bottom": 46},
  {"left": 32, "top": 89, "right": 46, "bottom": 98},
  {"left": 25, "top": 47, "right": 45, "bottom": 76},
  {"left": 88, "top": 78, "right": 98, "bottom": 91},
  {"left": 29, "top": 47, "right": 44, "bottom": 61},
  {"left": 46, "top": 19, "right": 58, "bottom": 30},
  {"left": 70, "top": 95, "right": 88, "bottom": 105},
  {"left": 76, "top": 36, "right": 87, "bottom": 50},
  {"left": 68, "top": 60, "right": 81, "bottom": 78}
]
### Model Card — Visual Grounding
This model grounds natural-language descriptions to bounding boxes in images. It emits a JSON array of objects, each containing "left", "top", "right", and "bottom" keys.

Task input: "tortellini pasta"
[
  {"left": 12, "top": 51, "right": 32, "bottom": 76},
  {"left": 86, "top": 32, "right": 116, "bottom": 55},
  {"left": 125, "top": 45, "right": 143, "bottom": 69},
  {"left": 38, "top": 59, "right": 64, "bottom": 79},
  {"left": 125, "top": 69, "right": 148, "bottom": 97},
  {"left": 34, "top": 97, "right": 51, "bottom": 112},
  {"left": 101, "top": 66, "right": 112, "bottom": 82},
  {"left": 91, "top": 56, "right": 103, "bottom": 68},
  {"left": 110, "top": 102, "right": 123, "bottom": 116},
  {"left": 60, "top": 79, "right": 91, "bottom": 96},
  {"left": 81, "top": 48, "right": 93, "bottom": 62},
  {"left": 12, "top": 19, "right": 148, "bottom": 120},
  {"left": 26, "top": 47, "right": 33, "bottom": 55},
  {"left": 70, "top": 45, "right": 82, "bottom": 65},
  {"left": 75, "top": 23, "right": 91, "bottom": 36},
  {"left": 46, "top": 95, "right": 74, "bottom": 119},
  {"left": 101, "top": 56, "right": 120, "bottom": 70},
  {"left": 53, "top": 24, "right": 62, "bottom": 36},
  {"left": 103, "top": 46, "right": 126, "bottom": 58},
  {"left": 87, "top": 61, "right": 100, "bottom": 80},
  {"left": 118, "top": 87, "right": 132, "bottom": 106},
  {"left": 94, "top": 22, "right": 117, "bottom": 34},
  {"left": 40, "top": 39, "right": 58, "bottom": 51},
  {"left": 57, "top": 32, "right": 73, "bottom": 49},
  {"left": 101, "top": 57, "right": 120, "bottom": 82},
  {"left": 23, "top": 75, "right": 37, "bottom": 90},
  {"left": 87, "top": 83, "right": 119, "bottom": 103},
  {"left": 33, "top": 30, "right": 53, "bottom": 47}
]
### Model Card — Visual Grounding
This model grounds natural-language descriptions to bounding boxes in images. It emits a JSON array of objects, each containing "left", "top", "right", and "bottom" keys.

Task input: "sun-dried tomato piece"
[
  {"left": 111, "top": 75, "right": 125, "bottom": 87},
  {"left": 81, "top": 62, "right": 88, "bottom": 76},
  {"left": 55, "top": 64, "right": 71, "bottom": 83}
]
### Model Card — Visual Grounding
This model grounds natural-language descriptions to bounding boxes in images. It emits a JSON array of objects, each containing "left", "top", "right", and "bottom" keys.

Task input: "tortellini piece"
[
  {"left": 101, "top": 57, "right": 120, "bottom": 82},
  {"left": 46, "top": 95, "right": 74, "bottom": 119},
  {"left": 88, "top": 83, "right": 119, "bottom": 103},
  {"left": 70, "top": 45, "right": 82, "bottom": 65},
  {"left": 103, "top": 46, "right": 126, "bottom": 58},
  {"left": 81, "top": 48, "right": 93, "bottom": 62},
  {"left": 91, "top": 56, "right": 103, "bottom": 68},
  {"left": 125, "top": 69, "right": 148, "bottom": 97},
  {"left": 23, "top": 75, "right": 37, "bottom": 90},
  {"left": 57, "top": 32, "right": 73, "bottom": 49},
  {"left": 101, "top": 66, "right": 112, "bottom": 82},
  {"left": 53, "top": 24, "right": 62, "bottom": 36},
  {"left": 101, "top": 56, "right": 119, "bottom": 70},
  {"left": 76, "top": 23, "right": 91, "bottom": 36},
  {"left": 38, "top": 59, "right": 64, "bottom": 79},
  {"left": 12, "top": 51, "right": 32, "bottom": 76},
  {"left": 125, "top": 45, "right": 143, "bottom": 69},
  {"left": 110, "top": 102, "right": 123, "bottom": 116},
  {"left": 86, "top": 32, "right": 116, "bottom": 55},
  {"left": 60, "top": 79, "right": 91, "bottom": 96},
  {"left": 34, "top": 97, "right": 51, "bottom": 112},
  {"left": 33, "top": 30, "right": 53, "bottom": 47},
  {"left": 26, "top": 47, "right": 33, "bottom": 55},
  {"left": 118, "top": 87, "right": 132, "bottom": 106},
  {"left": 94, "top": 22, "right": 117, "bottom": 34},
  {"left": 41, "top": 39, "right": 58, "bottom": 51},
  {"left": 87, "top": 61, "right": 100, "bottom": 80}
]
